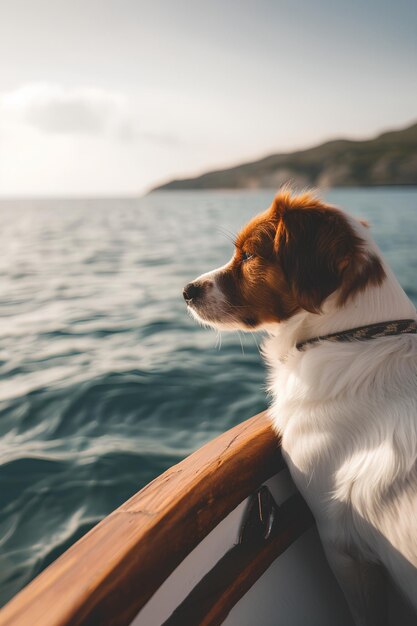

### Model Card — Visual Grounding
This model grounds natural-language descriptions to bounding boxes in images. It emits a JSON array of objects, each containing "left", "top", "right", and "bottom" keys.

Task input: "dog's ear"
[{"left": 273, "top": 200, "right": 384, "bottom": 313}]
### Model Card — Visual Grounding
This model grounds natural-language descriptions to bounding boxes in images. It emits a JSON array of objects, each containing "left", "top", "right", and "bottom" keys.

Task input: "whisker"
[
  {"left": 249, "top": 331, "right": 260, "bottom": 351},
  {"left": 216, "top": 226, "right": 238, "bottom": 248}
]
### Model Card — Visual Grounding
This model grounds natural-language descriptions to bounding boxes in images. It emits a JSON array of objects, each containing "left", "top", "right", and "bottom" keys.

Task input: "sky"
[{"left": 0, "top": 0, "right": 416, "bottom": 196}]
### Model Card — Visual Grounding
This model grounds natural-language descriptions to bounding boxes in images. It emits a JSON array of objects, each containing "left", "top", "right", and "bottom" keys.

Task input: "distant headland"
[{"left": 152, "top": 121, "right": 417, "bottom": 191}]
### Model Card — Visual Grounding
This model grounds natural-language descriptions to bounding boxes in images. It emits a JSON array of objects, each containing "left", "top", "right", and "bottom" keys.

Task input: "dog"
[{"left": 183, "top": 190, "right": 417, "bottom": 626}]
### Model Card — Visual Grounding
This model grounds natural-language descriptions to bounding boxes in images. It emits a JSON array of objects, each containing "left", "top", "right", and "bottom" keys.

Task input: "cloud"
[
  {"left": 0, "top": 83, "right": 181, "bottom": 149},
  {"left": 1, "top": 83, "right": 128, "bottom": 136}
]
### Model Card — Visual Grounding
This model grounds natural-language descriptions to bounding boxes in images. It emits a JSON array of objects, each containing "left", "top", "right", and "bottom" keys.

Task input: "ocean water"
[{"left": 0, "top": 188, "right": 416, "bottom": 606}]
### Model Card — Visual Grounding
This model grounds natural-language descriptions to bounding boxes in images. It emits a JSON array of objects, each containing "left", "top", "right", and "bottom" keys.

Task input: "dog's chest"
[
  {"left": 271, "top": 400, "right": 339, "bottom": 494},
  {"left": 268, "top": 380, "right": 368, "bottom": 527}
]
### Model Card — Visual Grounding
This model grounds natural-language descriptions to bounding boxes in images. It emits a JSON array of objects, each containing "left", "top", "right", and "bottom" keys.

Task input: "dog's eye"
[{"left": 242, "top": 251, "right": 254, "bottom": 262}]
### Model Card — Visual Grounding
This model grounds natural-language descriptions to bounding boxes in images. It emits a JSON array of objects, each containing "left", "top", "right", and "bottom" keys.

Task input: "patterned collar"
[{"left": 296, "top": 318, "right": 417, "bottom": 352}]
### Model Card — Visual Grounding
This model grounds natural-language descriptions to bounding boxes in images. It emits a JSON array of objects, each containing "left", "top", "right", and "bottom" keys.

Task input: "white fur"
[
  {"left": 188, "top": 262, "right": 244, "bottom": 331},
  {"left": 264, "top": 221, "right": 417, "bottom": 625}
]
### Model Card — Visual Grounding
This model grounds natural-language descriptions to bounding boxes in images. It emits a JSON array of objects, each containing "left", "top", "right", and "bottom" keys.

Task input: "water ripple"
[{"left": 0, "top": 189, "right": 416, "bottom": 606}]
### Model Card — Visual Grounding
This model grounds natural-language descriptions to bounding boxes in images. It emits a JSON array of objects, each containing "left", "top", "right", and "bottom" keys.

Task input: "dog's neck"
[{"left": 265, "top": 263, "right": 417, "bottom": 359}]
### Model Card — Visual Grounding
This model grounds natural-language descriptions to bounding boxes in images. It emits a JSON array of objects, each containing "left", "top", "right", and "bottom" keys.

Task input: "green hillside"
[{"left": 152, "top": 121, "right": 417, "bottom": 190}]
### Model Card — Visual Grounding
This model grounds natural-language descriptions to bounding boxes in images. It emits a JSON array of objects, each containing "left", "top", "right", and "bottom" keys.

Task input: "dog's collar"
[{"left": 296, "top": 318, "right": 417, "bottom": 351}]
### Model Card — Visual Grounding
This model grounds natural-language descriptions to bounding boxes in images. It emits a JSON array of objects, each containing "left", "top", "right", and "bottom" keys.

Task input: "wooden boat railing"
[{"left": 0, "top": 411, "right": 313, "bottom": 626}]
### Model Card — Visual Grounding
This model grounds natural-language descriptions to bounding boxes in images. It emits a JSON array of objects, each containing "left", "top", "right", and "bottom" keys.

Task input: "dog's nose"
[{"left": 183, "top": 282, "right": 202, "bottom": 301}]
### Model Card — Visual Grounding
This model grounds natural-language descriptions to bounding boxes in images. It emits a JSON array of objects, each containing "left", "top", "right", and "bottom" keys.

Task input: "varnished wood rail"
[{"left": 0, "top": 411, "right": 283, "bottom": 626}]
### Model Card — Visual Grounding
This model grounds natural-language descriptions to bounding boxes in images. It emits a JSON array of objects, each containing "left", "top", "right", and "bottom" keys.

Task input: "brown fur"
[{"left": 218, "top": 191, "right": 385, "bottom": 326}]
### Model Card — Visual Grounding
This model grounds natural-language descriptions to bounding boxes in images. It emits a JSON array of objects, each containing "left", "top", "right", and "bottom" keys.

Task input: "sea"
[{"left": 0, "top": 188, "right": 416, "bottom": 606}]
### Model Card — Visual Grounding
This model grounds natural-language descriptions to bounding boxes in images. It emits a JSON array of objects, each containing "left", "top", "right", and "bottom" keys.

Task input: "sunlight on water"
[{"left": 0, "top": 188, "right": 416, "bottom": 605}]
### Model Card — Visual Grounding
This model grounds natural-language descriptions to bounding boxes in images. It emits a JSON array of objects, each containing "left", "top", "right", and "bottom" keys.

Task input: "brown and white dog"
[{"left": 183, "top": 190, "right": 417, "bottom": 626}]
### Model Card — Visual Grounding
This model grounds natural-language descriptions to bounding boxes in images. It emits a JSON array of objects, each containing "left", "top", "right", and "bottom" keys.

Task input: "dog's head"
[{"left": 183, "top": 191, "right": 385, "bottom": 331}]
